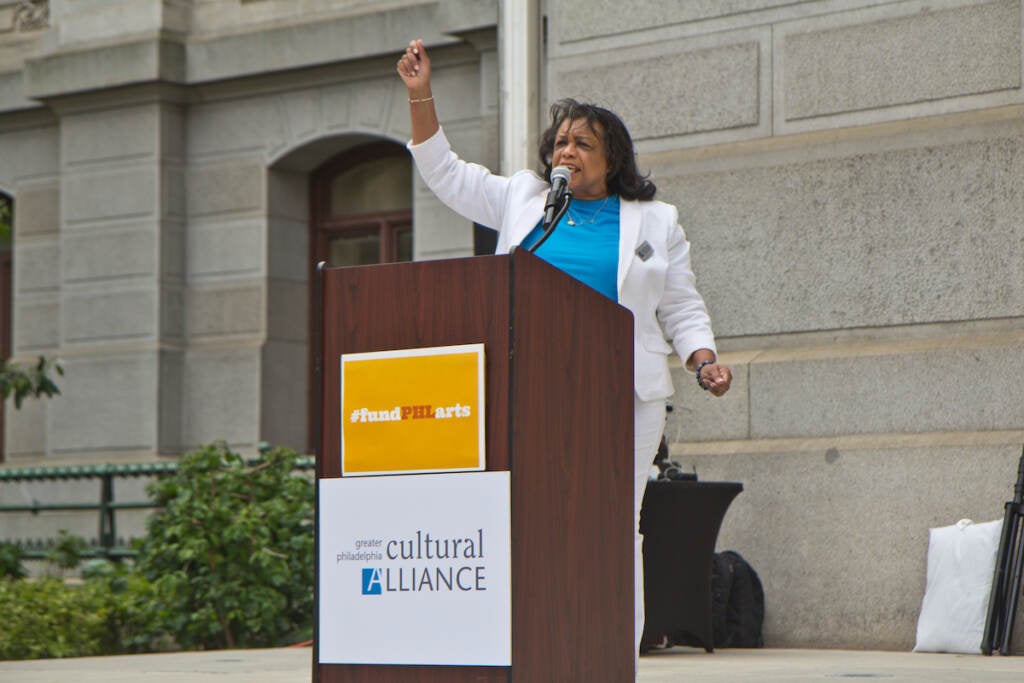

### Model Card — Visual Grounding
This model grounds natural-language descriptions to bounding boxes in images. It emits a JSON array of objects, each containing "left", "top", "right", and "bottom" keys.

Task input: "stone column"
[
  {"left": 50, "top": 95, "right": 185, "bottom": 459},
  {"left": 15, "top": 0, "right": 191, "bottom": 459},
  {"left": 5, "top": 122, "right": 60, "bottom": 461}
]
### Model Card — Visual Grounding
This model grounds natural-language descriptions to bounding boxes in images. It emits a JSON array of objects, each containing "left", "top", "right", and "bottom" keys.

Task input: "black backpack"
[{"left": 711, "top": 550, "right": 765, "bottom": 648}]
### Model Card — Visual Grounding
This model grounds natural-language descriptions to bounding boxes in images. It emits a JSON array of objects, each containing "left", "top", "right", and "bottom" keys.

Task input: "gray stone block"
[
  {"left": 478, "top": 112, "right": 499, "bottom": 172},
  {"left": 748, "top": 339, "right": 1024, "bottom": 439},
  {"left": 553, "top": 0, "right": 793, "bottom": 43},
  {"left": 160, "top": 222, "right": 185, "bottom": 279},
  {"left": 160, "top": 103, "right": 186, "bottom": 165},
  {"left": 3, "top": 394, "right": 46, "bottom": 459},
  {"left": 0, "top": 126, "right": 57, "bottom": 189},
  {"left": 187, "top": 96, "right": 285, "bottom": 161},
  {"left": 267, "top": 279, "right": 308, "bottom": 343},
  {"left": 279, "top": 89, "right": 319, "bottom": 147},
  {"left": 163, "top": 0, "right": 191, "bottom": 35},
  {"left": 185, "top": 3, "right": 445, "bottom": 84},
  {"left": 48, "top": 351, "right": 159, "bottom": 453},
  {"left": 382, "top": 103, "right": 413, "bottom": 148},
  {"left": 266, "top": 169, "right": 309, "bottom": 281},
  {"left": 14, "top": 240, "right": 58, "bottom": 293},
  {"left": 187, "top": 161, "right": 264, "bottom": 217},
  {"left": 189, "top": 0, "right": 446, "bottom": 37},
  {"left": 670, "top": 436, "right": 1024, "bottom": 649},
  {"left": 260, "top": 339, "right": 308, "bottom": 452},
  {"left": 13, "top": 296, "right": 58, "bottom": 351},
  {"left": 63, "top": 166, "right": 157, "bottom": 225},
  {"left": 351, "top": 77, "right": 397, "bottom": 134},
  {"left": 160, "top": 282, "right": 185, "bottom": 340},
  {"left": 12, "top": 179, "right": 59, "bottom": 237},
  {"left": 24, "top": 38, "right": 185, "bottom": 100},
  {"left": 187, "top": 219, "right": 265, "bottom": 279},
  {"left": 655, "top": 124, "right": 1024, "bottom": 338},
  {"left": 158, "top": 348, "right": 184, "bottom": 454},
  {"left": 183, "top": 346, "right": 260, "bottom": 447},
  {"left": 62, "top": 226, "right": 157, "bottom": 283},
  {"left": 268, "top": 216, "right": 309, "bottom": 282},
  {"left": 63, "top": 288, "right": 157, "bottom": 343},
  {"left": 550, "top": 38, "right": 761, "bottom": 141},
  {"left": 51, "top": 0, "right": 170, "bottom": 47},
  {"left": 480, "top": 48, "right": 498, "bottom": 112},
  {"left": 436, "top": 0, "right": 497, "bottom": 35},
  {"left": 268, "top": 168, "right": 308, "bottom": 222},
  {"left": 412, "top": 195, "right": 474, "bottom": 259},
  {"left": 419, "top": 62, "right": 484, "bottom": 125},
  {"left": 782, "top": 0, "right": 1021, "bottom": 121},
  {"left": 163, "top": 166, "right": 186, "bottom": 220},
  {"left": 0, "top": 68, "right": 38, "bottom": 113},
  {"left": 187, "top": 283, "right": 263, "bottom": 338},
  {"left": 63, "top": 105, "right": 160, "bottom": 166},
  {"left": 320, "top": 82, "right": 354, "bottom": 133},
  {"left": 437, "top": 120, "right": 487, "bottom": 170}
]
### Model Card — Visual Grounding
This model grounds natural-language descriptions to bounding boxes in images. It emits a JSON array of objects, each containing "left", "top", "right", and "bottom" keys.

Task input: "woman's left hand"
[
  {"left": 397, "top": 38, "right": 432, "bottom": 94},
  {"left": 699, "top": 363, "right": 732, "bottom": 397}
]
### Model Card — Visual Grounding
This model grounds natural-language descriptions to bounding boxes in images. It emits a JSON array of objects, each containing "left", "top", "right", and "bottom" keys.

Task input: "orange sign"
[{"left": 340, "top": 344, "right": 485, "bottom": 476}]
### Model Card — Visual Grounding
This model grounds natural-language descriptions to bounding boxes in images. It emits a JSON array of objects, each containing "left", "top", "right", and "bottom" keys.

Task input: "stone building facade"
[{"left": 0, "top": 0, "right": 1022, "bottom": 651}]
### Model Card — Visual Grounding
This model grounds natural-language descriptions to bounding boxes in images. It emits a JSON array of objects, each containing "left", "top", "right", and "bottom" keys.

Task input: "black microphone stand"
[
  {"left": 982, "top": 444, "right": 1024, "bottom": 655},
  {"left": 527, "top": 192, "right": 571, "bottom": 254}
]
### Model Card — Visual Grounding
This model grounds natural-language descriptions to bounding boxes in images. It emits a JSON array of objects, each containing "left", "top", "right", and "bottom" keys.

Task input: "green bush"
[
  {"left": 135, "top": 442, "right": 314, "bottom": 650},
  {"left": 0, "top": 566, "right": 166, "bottom": 660},
  {"left": 45, "top": 530, "right": 91, "bottom": 576},
  {"left": 0, "top": 540, "right": 26, "bottom": 579},
  {"left": 0, "top": 441, "right": 313, "bottom": 659},
  {"left": 83, "top": 559, "right": 170, "bottom": 654},
  {"left": 0, "top": 577, "right": 111, "bottom": 659}
]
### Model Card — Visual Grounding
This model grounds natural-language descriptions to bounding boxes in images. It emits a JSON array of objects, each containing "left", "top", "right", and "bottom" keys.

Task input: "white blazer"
[{"left": 409, "top": 127, "right": 717, "bottom": 401}]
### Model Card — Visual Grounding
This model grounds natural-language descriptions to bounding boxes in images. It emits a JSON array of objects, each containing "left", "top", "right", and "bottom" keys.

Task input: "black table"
[{"left": 640, "top": 480, "right": 743, "bottom": 652}]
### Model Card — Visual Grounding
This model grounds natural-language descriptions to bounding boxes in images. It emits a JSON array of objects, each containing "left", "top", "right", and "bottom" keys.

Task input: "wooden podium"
[{"left": 314, "top": 249, "right": 634, "bottom": 682}]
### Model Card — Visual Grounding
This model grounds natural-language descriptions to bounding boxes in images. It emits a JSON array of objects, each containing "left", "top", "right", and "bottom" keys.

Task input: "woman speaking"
[{"left": 397, "top": 38, "right": 732, "bottom": 661}]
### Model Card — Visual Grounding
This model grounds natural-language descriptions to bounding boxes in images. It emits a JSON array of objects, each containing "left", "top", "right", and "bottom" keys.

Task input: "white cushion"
[{"left": 913, "top": 518, "right": 1002, "bottom": 654}]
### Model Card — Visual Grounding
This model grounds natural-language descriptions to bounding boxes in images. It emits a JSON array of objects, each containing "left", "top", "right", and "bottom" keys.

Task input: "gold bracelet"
[{"left": 409, "top": 96, "right": 434, "bottom": 104}]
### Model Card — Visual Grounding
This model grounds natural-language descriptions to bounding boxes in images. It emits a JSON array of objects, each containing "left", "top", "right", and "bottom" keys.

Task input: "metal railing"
[{"left": 0, "top": 453, "right": 315, "bottom": 560}]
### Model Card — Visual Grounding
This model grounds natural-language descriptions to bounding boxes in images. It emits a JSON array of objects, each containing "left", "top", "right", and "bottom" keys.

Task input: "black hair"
[{"left": 538, "top": 98, "right": 656, "bottom": 201}]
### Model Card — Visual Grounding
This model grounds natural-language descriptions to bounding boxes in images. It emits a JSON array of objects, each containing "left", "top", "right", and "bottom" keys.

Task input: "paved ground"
[
  {"left": 641, "top": 647, "right": 1024, "bottom": 681},
  {"left": 3, "top": 646, "right": 1024, "bottom": 682}
]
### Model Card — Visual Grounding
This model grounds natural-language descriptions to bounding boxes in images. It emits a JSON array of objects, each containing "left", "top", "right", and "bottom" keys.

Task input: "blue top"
[{"left": 520, "top": 195, "right": 620, "bottom": 301}]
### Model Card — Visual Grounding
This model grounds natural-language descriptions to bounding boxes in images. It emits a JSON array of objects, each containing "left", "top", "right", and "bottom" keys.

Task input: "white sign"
[{"left": 318, "top": 471, "right": 511, "bottom": 666}]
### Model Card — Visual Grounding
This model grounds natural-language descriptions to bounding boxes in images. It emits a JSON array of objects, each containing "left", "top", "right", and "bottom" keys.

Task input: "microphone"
[
  {"left": 543, "top": 166, "right": 572, "bottom": 227},
  {"left": 528, "top": 166, "right": 573, "bottom": 254}
]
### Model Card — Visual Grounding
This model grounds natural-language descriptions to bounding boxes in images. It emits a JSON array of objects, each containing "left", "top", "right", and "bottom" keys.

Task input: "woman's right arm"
[
  {"left": 397, "top": 39, "right": 438, "bottom": 144},
  {"left": 397, "top": 38, "right": 516, "bottom": 230}
]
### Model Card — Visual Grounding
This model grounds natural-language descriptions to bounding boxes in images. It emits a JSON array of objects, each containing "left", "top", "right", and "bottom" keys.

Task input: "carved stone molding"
[{"left": 8, "top": 0, "right": 49, "bottom": 32}]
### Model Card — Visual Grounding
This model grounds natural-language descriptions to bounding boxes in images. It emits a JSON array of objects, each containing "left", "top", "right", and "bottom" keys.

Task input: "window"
[{"left": 311, "top": 141, "right": 413, "bottom": 267}]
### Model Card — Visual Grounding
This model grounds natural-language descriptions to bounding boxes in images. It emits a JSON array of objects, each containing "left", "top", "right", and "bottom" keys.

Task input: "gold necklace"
[{"left": 566, "top": 195, "right": 612, "bottom": 226}]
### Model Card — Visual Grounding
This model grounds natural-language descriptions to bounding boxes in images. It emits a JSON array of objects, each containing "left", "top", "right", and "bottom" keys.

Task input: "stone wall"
[{"left": 548, "top": 0, "right": 1024, "bottom": 649}]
